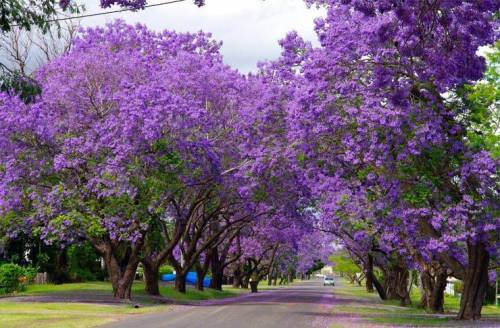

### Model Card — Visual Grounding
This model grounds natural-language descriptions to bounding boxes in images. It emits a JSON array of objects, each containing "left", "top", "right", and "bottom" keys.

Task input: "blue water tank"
[{"left": 161, "top": 272, "right": 212, "bottom": 287}]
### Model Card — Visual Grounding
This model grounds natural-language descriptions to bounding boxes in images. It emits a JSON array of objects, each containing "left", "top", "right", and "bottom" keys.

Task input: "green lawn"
[
  {"left": 0, "top": 279, "right": 297, "bottom": 328},
  {"left": 0, "top": 280, "right": 245, "bottom": 328},
  {"left": 0, "top": 302, "right": 166, "bottom": 328},
  {"left": 332, "top": 279, "right": 500, "bottom": 327},
  {"left": 20, "top": 282, "right": 111, "bottom": 295},
  {"left": 395, "top": 283, "right": 499, "bottom": 316},
  {"left": 155, "top": 284, "right": 243, "bottom": 301},
  {"left": 18, "top": 281, "right": 242, "bottom": 302}
]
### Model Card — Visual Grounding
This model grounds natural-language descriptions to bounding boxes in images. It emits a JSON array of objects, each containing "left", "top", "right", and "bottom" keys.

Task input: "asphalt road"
[{"left": 103, "top": 280, "right": 335, "bottom": 328}]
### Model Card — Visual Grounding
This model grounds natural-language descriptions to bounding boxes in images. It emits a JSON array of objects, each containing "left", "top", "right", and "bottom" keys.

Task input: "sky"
[{"left": 80, "top": 0, "right": 324, "bottom": 73}]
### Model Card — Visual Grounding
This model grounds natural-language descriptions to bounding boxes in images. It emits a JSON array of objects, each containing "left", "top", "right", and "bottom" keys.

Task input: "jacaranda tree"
[
  {"left": 278, "top": 0, "right": 498, "bottom": 320},
  {"left": 0, "top": 20, "right": 234, "bottom": 299}
]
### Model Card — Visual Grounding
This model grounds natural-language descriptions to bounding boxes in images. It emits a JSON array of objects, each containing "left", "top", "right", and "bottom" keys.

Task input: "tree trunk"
[
  {"left": 107, "top": 262, "right": 137, "bottom": 300},
  {"left": 52, "top": 248, "right": 69, "bottom": 284},
  {"left": 195, "top": 269, "right": 205, "bottom": 291},
  {"left": 420, "top": 267, "right": 447, "bottom": 313},
  {"left": 372, "top": 274, "right": 387, "bottom": 300},
  {"left": 241, "top": 276, "right": 249, "bottom": 289},
  {"left": 250, "top": 280, "right": 259, "bottom": 293},
  {"left": 210, "top": 269, "right": 223, "bottom": 291},
  {"left": 421, "top": 269, "right": 434, "bottom": 309},
  {"left": 195, "top": 275, "right": 205, "bottom": 292},
  {"left": 365, "top": 254, "right": 374, "bottom": 293},
  {"left": 457, "top": 242, "right": 489, "bottom": 320},
  {"left": 233, "top": 275, "right": 241, "bottom": 288},
  {"left": 100, "top": 244, "right": 139, "bottom": 300},
  {"left": 215, "top": 273, "right": 224, "bottom": 290},
  {"left": 175, "top": 272, "right": 187, "bottom": 293},
  {"left": 431, "top": 271, "right": 447, "bottom": 313},
  {"left": 142, "top": 260, "right": 160, "bottom": 296},
  {"left": 112, "top": 277, "right": 133, "bottom": 299},
  {"left": 209, "top": 252, "right": 223, "bottom": 291},
  {"left": 267, "top": 267, "right": 274, "bottom": 286},
  {"left": 232, "top": 269, "right": 242, "bottom": 288},
  {"left": 384, "top": 266, "right": 410, "bottom": 305}
]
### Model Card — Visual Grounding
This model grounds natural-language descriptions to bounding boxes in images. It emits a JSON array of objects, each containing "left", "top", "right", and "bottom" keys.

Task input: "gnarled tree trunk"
[
  {"left": 420, "top": 266, "right": 447, "bottom": 313},
  {"left": 106, "top": 255, "right": 139, "bottom": 300},
  {"left": 384, "top": 266, "right": 411, "bottom": 306},
  {"left": 95, "top": 241, "right": 141, "bottom": 301},
  {"left": 457, "top": 242, "right": 489, "bottom": 320},
  {"left": 417, "top": 214, "right": 489, "bottom": 320}
]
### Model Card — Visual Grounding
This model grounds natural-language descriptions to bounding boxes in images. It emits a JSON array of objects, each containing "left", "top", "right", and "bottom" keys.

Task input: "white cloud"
[{"left": 80, "top": 0, "right": 324, "bottom": 72}]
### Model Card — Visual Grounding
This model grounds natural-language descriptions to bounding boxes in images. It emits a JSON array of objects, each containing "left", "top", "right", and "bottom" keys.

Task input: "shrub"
[
  {"left": 0, "top": 263, "right": 27, "bottom": 294},
  {"left": 159, "top": 265, "right": 174, "bottom": 276},
  {"left": 67, "top": 242, "right": 103, "bottom": 282},
  {"left": 23, "top": 266, "right": 38, "bottom": 283}
]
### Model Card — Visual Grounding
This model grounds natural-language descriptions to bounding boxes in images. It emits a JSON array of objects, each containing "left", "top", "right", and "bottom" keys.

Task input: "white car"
[{"left": 323, "top": 276, "right": 335, "bottom": 286}]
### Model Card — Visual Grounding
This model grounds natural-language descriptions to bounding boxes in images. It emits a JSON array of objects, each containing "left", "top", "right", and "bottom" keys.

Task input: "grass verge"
[
  {"left": 332, "top": 279, "right": 500, "bottom": 327},
  {"left": 1, "top": 280, "right": 246, "bottom": 328},
  {"left": 18, "top": 281, "right": 242, "bottom": 301},
  {"left": 0, "top": 301, "right": 165, "bottom": 328}
]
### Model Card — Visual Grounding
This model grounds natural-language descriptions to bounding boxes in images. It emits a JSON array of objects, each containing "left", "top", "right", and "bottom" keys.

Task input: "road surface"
[{"left": 103, "top": 280, "right": 335, "bottom": 328}]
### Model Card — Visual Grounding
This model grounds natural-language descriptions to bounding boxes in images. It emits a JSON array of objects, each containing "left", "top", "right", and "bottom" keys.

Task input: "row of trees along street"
[{"left": 0, "top": 0, "right": 499, "bottom": 321}]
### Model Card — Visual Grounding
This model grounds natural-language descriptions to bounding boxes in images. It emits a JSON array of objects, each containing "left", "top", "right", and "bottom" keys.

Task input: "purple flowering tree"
[
  {"left": 278, "top": 0, "right": 498, "bottom": 320},
  {"left": 0, "top": 20, "right": 232, "bottom": 299}
]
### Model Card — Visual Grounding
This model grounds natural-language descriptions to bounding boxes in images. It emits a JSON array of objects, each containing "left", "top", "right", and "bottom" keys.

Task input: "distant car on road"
[
  {"left": 315, "top": 273, "right": 325, "bottom": 279},
  {"left": 323, "top": 276, "right": 335, "bottom": 286}
]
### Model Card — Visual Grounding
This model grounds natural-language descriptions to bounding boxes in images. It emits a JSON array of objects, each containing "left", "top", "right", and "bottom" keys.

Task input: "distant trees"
[{"left": 329, "top": 254, "right": 361, "bottom": 285}]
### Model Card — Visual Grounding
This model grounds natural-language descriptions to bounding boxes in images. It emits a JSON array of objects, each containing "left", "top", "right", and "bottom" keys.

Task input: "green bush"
[
  {"left": 23, "top": 266, "right": 38, "bottom": 283},
  {"left": 453, "top": 280, "right": 464, "bottom": 295},
  {"left": 159, "top": 265, "right": 174, "bottom": 276},
  {"left": 67, "top": 242, "right": 103, "bottom": 282},
  {"left": 0, "top": 263, "right": 27, "bottom": 294}
]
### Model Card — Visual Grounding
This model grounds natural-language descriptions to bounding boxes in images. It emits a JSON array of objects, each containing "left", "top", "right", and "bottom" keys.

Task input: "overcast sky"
[{"left": 80, "top": 0, "right": 324, "bottom": 73}]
